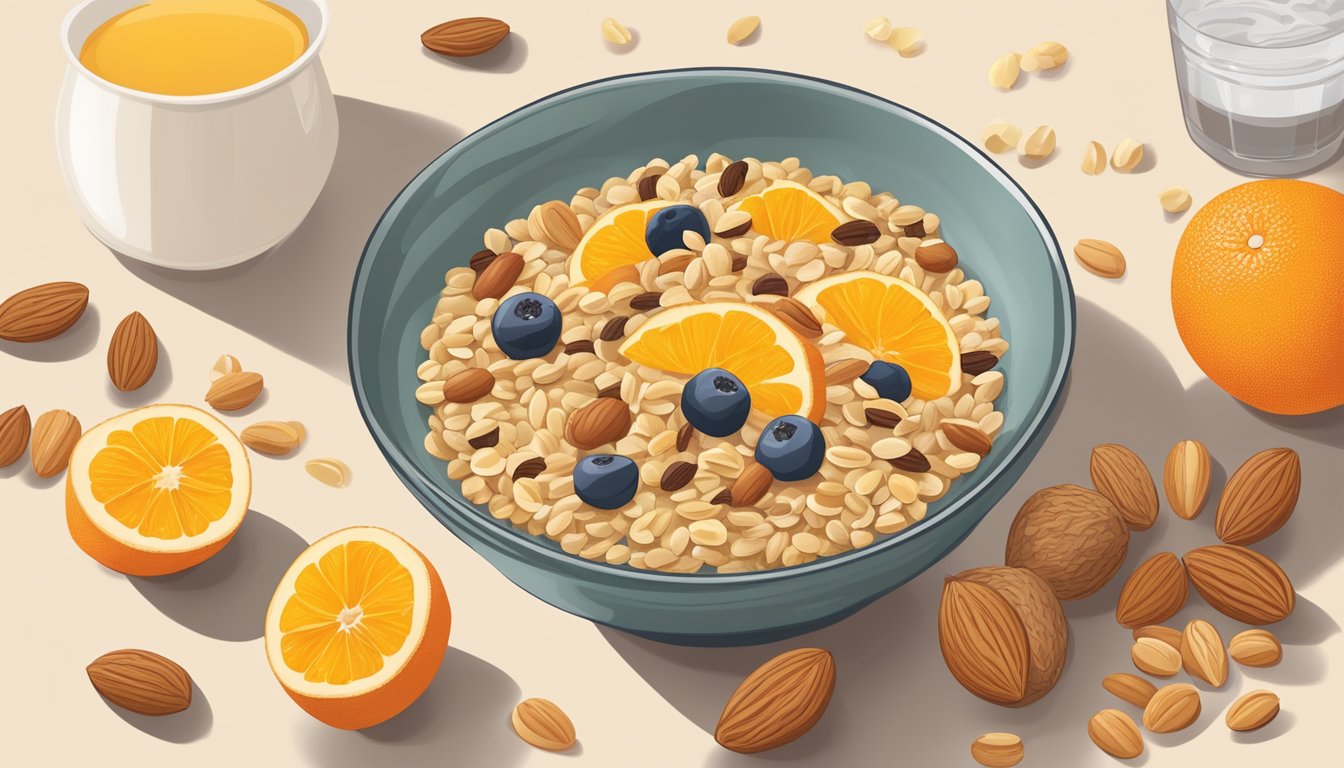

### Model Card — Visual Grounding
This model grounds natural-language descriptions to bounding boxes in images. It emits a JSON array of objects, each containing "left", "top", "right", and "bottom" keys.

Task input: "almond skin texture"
[
  {"left": 31, "top": 409, "right": 81, "bottom": 478},
  {"left": 421, "top": 17, "right": 509, "bottom": 57},
  {"left": 87, "top": 649, "right": 192, "bottom": 716},
  {"left": 1184, "top": 544, "right": 1295, "bottom": 625},
  {"left": 1115, "top": 552, "right": 1188, "bottom": 629},
  {"left": 715, "top": 648, "right": 835, "bottom": 753},
  {"left": 1133, "top": 624, "right": 1185, "bottom": 651},
  {"left": 1143, "top": 683, "right": 1201, "bottom": 733},
  {"left": 769, "top": 297, "right": 823, "bottom": 338},
  {"left": 511, "top": 698, "right": 576, "bottom": 751},
  {"left": 1102, "top": 673, "right": 1158, "bottom": 708},
  {"left": 537, "top": 201, "right": 583, "bottom": 251},
  {"left": 1229, "top": 629, "right": 1282, "bottom": 667},
  {"left": 565, "top": 397, "right": 632, "bottom": 450},
  {"left": 954, "top": 567, "right": 1067, "bottom": 706},
  {"left": 472, "top": 251, "right": 524, "bottom": 300},
  {"left": 1164, "top": 439, "right": 1211, "bottom": 519},
  {"left": 731, "top": 463, "right": 773, "bottom": 507},
  {"left": 938, "top": 577, "right": 1030, "bottom": 705},
  {"left": 1215, "top": 447, "right": 1300, "bottom": 545},
  {"left": 0, "top": 405, "right": 30, "bottom": 468},
  {"left": 1226, "top": 690, "right": 1280, "bottom": 732},
  {"left": 241, "top": 421, "right": 304, "bottom": 456},
  {"left": 205, "top": 371, "right": 264, "bottom": 411},
  {"left": 0, "top": 281, "right": 88, "bottom": 342},
  {"left": 1132, "top": 637, "right": 1182, "bottom": 677},
  {"left": 1090, "top": 443, "right": 1159, "bottom": 530},
  {"left": 970, "top": 732, "right": 1024, "bottom": 767},
  {"left": 107, "top": 311, "right": 159, "bottom": 391},
  {"left": 1005, "top": 484, "right": 1130, "bottom": 600},
  {"left": 1181, "top": 619, "right": 1229, "bottom": 687},
  {"left": 441, "top": 368, "right": 495, "bottom": 403},
  {"left": 1088, "top": 709, "right": 1144, "bottom": 759}
]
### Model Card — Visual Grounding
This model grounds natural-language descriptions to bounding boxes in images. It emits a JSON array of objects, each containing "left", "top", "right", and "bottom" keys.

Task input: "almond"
[
  {"left": 566, "top": 397, "right": 632, "bottom": 450},
  {"left": 726, "top": 15, "right": 761, "bottom": 45},
  {"left": 1143, "top": 683, "right": 1201, "bottom": 733},
  {"left": 472, "top": 251, "right": 524, "bottom": 300},
  {"left": 970, "top": 732, "right": 1023, "bottom": 767},
  {"left": 715, "top": 648, "right": 835, "bottom": 753},
  {"left": 1229, "top": 629, "right": 1282, "bottom": 667},
  {"left": 731, "top": 463, "right": 773, "bottom": 506},
  {"left": 0, "top": 405, "right": 30, "bottom": 468},
  {"left": 943, "top": 421, "right": 992, "bottom": 456},
  {"left": 1133, "top": 624, "right": 1184, "bottom": 651},
  {"left": 1074, "top": 239, "right": 1126, "bottom": 278},
  {"left": 1226, "top": 690, "right": 1279, "bottom": 732},
  {"left": 1215, "top": 447, "right": 1299, "bottom": 545},
  {"left": 1090, "top": 443, "right": 1158, "bottom": 530},
  {"left": 511, "top": 698, "right": 576, "bottom": 751},
  {"left": 0, "top": 281, "right": 89, "bottom": 342},
  {"left": 1131, "top": 637, "right": 1182, "bottom": 677},
  {"left": 830, "top": 220, "right": 881, "bottom": 246},
  {"left": 769, "top": 297, "right": 822, "bottom": 338},
  {"left": 660, "top": 461, "right": 697, "bottom": 492},
  {"left": 107, "top": 311, "right": 158, "bottom": 392},
  {"left": 1088, "top": 709, "right": 1143, "bottom": 759},
  {"left": 31, "top": 409, "right": 80, "bottom": 478},
  {"left": 824, "top": 358, "right": 869, "bottom": 385},
  {"left": 718, "top": 164, "right": 749, "bottom": 199},
  {"left": 305, "top": 457, "right": 351, "bottom": 488},
  {"left": 442, "top": 368, "right": 496, "bottom": 403},
  {"left": 421, "top": 17, "right": 510, "bottom": 57},
  {"left": 1164, "top": 439, "right": 1211, "bottom": 520},
  {"left": 241, "top": 421, "right": 305, "bottom": 456},
  {"left": 87, "top": 649, "right": 192, "bottom": 716},
  {"left": 938, "top": 577, "right": 1028, "bottom": 705},
  {"left": 1102, "top": 673, "right": 1158, "bottom": 708},
  {"left": 1004, "top": 484, "right": 1129, "bottom": 600},
  {"left": 536, "top": 201, "right": 583, "bottom": 251},
  {"left": 915, "top": 239, "right": 959, "bottom": 273},
  {"left": 205, "top": 371, "right": 264, "bottom": 411},
  {"left": 1184, "top": 544, "right": 1295, "bottom": 625},
  {"left": 1181, "top": 619, "right": 1228, "bottom": 687},
  {"left": 1115, "top": 552, "right": 1188, "bottom": 628}
]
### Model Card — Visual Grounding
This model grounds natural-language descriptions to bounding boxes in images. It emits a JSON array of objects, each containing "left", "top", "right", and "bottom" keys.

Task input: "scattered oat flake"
[
  {"left": 983, "top": 122, "right": 1021, "bottom": 154},
  {"left": 989, "top": 53, "right": 1021, "bottom": 90},
  {"left": 864, "top": 17, "right": 892, "bottom": 41},
  {"left": 889, "top": 27, "right": 924, "bottom": 56},
  {"left": 601, "top": 17, "right": 632, "bottom": 46},
  {"left": 1160, "top": 186, "right": 1192, "bottom": 213},
  {"left": 306, "top": 458, "right": 351, "bottom": 488},
  {"left": 727, "top": 15, "right": 760, "bottom": 45}
]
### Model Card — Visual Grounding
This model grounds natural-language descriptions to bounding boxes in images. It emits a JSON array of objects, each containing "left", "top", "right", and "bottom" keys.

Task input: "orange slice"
[
  {"left": 66, "top": 404, "right": 250, "bottom": 576},
  {"left": 618, "top": 302, "right": 826, "bottom": 422},
  {"left": 264, "top": 526, "right": 451, "bottom": 730},
  {"left": 794, "top": 271, "right": 961, "bottom": 400},
  {"left": 729, "top": 180, "right": 845, "bottom": 243},
  {"left": 566, "top": 199, "right": 670, "bottom": 284}
]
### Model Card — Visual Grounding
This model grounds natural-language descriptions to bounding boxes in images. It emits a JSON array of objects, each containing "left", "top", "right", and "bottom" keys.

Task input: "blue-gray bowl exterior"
[{"left": 349, "top": 68, "right": 1074, "bottom": 646}]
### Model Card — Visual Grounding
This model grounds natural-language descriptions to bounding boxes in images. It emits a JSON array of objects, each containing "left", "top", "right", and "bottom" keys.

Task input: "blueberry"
[
  {"left": 754, "top": 415, "right": 825, "bottom": 482},
  {"left": 492, "top": 292, "right": 561, "bottom": 360},
  {"left": 645, "top": 204, "right": 711, "bottom": 256},
  {"left": 681, "top": 368, "right": 751, "bottom": 437},
  {"left": 573, "top": 454, "right": 639, "bottom": 510},
  {"left": 860, "top": 361, "right": 913, "bottom": 403}
]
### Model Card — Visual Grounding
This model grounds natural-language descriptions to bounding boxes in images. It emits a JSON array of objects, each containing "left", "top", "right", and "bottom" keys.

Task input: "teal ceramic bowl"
[{"left": 350, "top": 68, "right": 1073, "bottom": 647}]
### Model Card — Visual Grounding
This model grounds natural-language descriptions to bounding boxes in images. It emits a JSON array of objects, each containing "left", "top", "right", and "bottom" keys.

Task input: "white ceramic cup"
[{"left": 57, "top": 0, "right": 338, "bottom": 270}]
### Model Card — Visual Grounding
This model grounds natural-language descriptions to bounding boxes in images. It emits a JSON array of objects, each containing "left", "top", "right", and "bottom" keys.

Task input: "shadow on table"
[
  {"left": 0, "top": 304, "right": 100, "bottom": 363},
  {"left": 100, "top": 680, "right": 213, "bottom": 744},
  {"left": 601, "top": 298, "right": 1341, "bottom": 764},
  {"left": 115, "top": 97, "right": 463, "bottom": 381},
  {"left": 300, "top": 647, "right": 525, "bottom": 767},
  {"left": 129, "top": 510, "right": 307, "bottom": 641}
]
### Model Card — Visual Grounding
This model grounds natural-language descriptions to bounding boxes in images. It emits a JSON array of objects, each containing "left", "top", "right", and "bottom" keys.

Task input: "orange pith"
[{"left": 732, "top": 180, "right": 845, "bottom": 243}]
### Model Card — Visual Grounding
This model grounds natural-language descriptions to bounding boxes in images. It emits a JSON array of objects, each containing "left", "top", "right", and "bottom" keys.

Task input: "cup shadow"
[
  {"left": 113, "top": 97, "right": 463, "bottom": 381},
  {"left": 100, "top": 680, "right": 213, "bottom": 744},
  {"left": 128, "top": 509, "right": 308, "bottom": 641},
  {"left": 600, "top": 298, "right": 1342, "bottom": 764}
]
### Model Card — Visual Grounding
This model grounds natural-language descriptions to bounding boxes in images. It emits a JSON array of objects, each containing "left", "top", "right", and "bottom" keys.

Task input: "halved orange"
[
  {"left": 729, "top": 180, "right": 845, "bottom": 243},
  {"left": 264, "top": 526, "right": 451, "bottom": 730},
  {"left": 619, "top": 302, "right": 826, "bottom": 422},
  {"left": 566, "top": 199, "right": 670, "bottom": 284},
  {"left": 794, "top": 271, "right": 961, "bottom": 400},
  {"left": 66, "top": 404, "right": 250, "bottom": 576}
]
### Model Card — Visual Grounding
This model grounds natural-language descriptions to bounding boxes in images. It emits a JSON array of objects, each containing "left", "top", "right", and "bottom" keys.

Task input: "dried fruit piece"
[
  {"left": 87, "top": 649, "right": 192, "bottom": 716},
  {"left": 1112, "top": 138, "right": 1144, "bottom": 172},
  {"left": 1215, "top": 447, "right": 1299, "bottom": 545},
  {"left": 989, "top": 53, "right": 1022, "bottom": 89},
  {"left": 1164, "top": 439, "right": 1211, "bottom": 520},
  {"left": 442, "top": 368, "right": 496, "bottom": 403},
  {"left": 1143, "top": 683, "right": 1201, "bottom": 733},
  {"left": 915, "top": 240, "right": 959, "bottom": 273},
  {"left": 1102, "top": 672, "right": 1158, "bottom": 708},
  {"left": 210, "top": 353, "right": 241, "bottom": 382},
  {"left": 1160, "top": 186, "right": 1193, "bottom": 213},
  {"left": 0, "top": 405, "right": 30, "bottom": 468},
  {"left": 1131, "top": 637, "right": 1182, "bottom": 677},
  {"left": 305, "top": 458, "right": 350, "bottom": 488},
  {"left": 864, "top": 17, "right": 893, "bottom": 42},
  {"left": 1020, "top": 125, "right": 1056, "bottom": 159},
  {"left": 1088, "top": 709, "right": 1143, "bottom": 759},
  {"left": 1090, "top": 444, "right": 1158, "bottom": 530},
  {"left": 0, "top": 281, "right": 89, "bottom": 342},
  {"left": 421, "top": 17, "right": 509, "bottom": 57},
  {"left": 831, "top": 220, "right": 881, "bottom": 246},
  {"left": 31, "top": 409, "right": 80, "bottom": 478},
  {"left": 1229, "top": 629, "right": 1282, "bottom": 667},
  {"left": 1081, "top": 141, "right": 1107, "bottom": 175},
  {"left": 726, "top": 15, "right": 760, "bottom": 45},
  {"left": 107, "top": 311, "right": 158, "bottom": 392},
  {"left": 715, "top": 648, "right": 835, "bottom": 753},
  {"left": 1226, "top": 690, "right": 1279, "bottom": 732},
  {"left": 241, "top": 421, "right": 305, "bottom": 456},
  {"left": 971, "top": 732, "right": 1023, "bottom": 767},
  {"left": 1022, "top": 41, "right": 1068, "bottom": 71},
  {"left": 1133, "top": 624, "right": 1184, "bottom": 651},
  {"left": 601, "top": 17, "right": 632, "bottom": 45},
  {"left": 205, "top": 371, "right": 264, "bottom": 411},
  {"left": 512, "top": 457, "right": 546, "bottom": 480},
  {"left": 1074, "top": 239, "right": 1126, "bottom": 278},
  {"left": 660, "top": 461, "right": 697, "bottom": 492},
  {"left": 1115, "top": 552, "right": 1188, "bottom": 629},
  {"left": 566, "top": 397, "right": 633, "bottom": 449},
  {"left": 511, "top": 698, "right": 576, "bottom": 751},
  {"left": 1181, "top": 619, "right": 1229, "bottom": 687},
  {"left": 1004, "top": 484, "right": 1129, "bottom": 600},
  {"left": 889, "top": 27, "right": 924, "bottom": 57},
  {"left": 1184, "top": 544, "right": 1295, "bottom": 625},
  {"left": 983, "top": 122, "right": 1022, "bottom": 154}
]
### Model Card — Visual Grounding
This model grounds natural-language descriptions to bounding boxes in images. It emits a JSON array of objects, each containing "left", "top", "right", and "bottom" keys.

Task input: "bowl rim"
[{"left": 349, "top": 66, "right": 1075, "bottom": 586}]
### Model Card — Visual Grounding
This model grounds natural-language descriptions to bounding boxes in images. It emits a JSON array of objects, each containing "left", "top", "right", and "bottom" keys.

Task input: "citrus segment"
[
  {"left": 794, "top": 271, "right": 961, "bottom": 400},
  {"left": 566, "top": 200, "right": 670, "bottom": 284},
  {"left": 729, "top": 180, "right": 845, "bottom": 243},
  {"left": 618, "top": 303, "right": 826, "bottom": 422}
]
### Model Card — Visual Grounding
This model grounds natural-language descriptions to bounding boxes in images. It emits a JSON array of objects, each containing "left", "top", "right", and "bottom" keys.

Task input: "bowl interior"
[{"left": 351, "top": 68, "right": 1071, "bottom": 582}]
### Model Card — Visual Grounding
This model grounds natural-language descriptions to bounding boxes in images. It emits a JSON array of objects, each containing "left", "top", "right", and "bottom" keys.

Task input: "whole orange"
[{"left": 1172, "top": 179, "right": 1344, "bottom": 415}]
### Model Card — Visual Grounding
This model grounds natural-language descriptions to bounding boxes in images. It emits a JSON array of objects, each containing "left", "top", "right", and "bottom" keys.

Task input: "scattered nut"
[
  {"left": 1160, "top": 186, "right": 1192, "bottom": 213},
  {"left": 86, "top": 649, "right": 192, "bottom": 716},
  {"left": 241, "top": 421, "right": 305, "bottom": 456},
  {"left": 0, "top": 405, "right": 31, "bottom": 468},
  {"left": 1102, "top": 672, "right": 1158, "bottom": 708},
  {"left": 1181, "top": 618, "right": 1229, "bottom": 687},
  {"left": 305, "top": 457, "right": 351, "bottom": 488},
  {"left": 1021, "top": 41, "right": 1068, "bottom": 71},
  {"left": 1164, "top": 439, "right": 1211, "bottom": 520},
  {"left": 1226, "top": 690, "right": 1280, "bottom": 732},
  {"left": 1004, "top": 484, "right": 1129, "bottom": 600},
  {"left": 601, "top": 17, "right": 632, "bottom": 46},
  {"left": 889, "top": 27, "right": 924, "bottom": 57},
  {"left": 1088, "top": 709, "right": 1143, "bottom": 759},
  {"left": 1081, "top": 141, "right": 1107, "bottom": 175},
  {"left": 210, "top": 354, "right": 242, "bottom": 382},
  {"left": 726, "top": 15, "right": 760, "bottom": 45},
  {"left": 512, "top": 698, "right": 576, "bottom": 751},
  {"left": 983, "top": 122, "right": 1022, "bottom": 154},
  {"left": 1132, "top": 637, "right": 1182, "bottom": 677},
  {"left": 1074, "top": 239, "right": 1126, "bottom": 279},
  {"left": 864, "top": 16, "right": 893, "bottom": 42},
  {"left": 715, "top": 648, "right": 835, "bottom": 753},
  {"left": 1020, "top": 126, "right": 1056, "bottom": 159},
  {"left": 971, "top": 732, "right": 1024, "bottom": 767},
  {"left": 1111, "top": 138, "right": 1144, "bottom": 172},
  {"left": 1229, "top": 629, "right": 1282, "bottom": 668},
  {"left": 205, "top": 371, "right": 264, "bottom": 411},
  {"left": 989, "top": 53, "right": 1022, "bottom": 89},
  {"left": 31, "top": 409, "right": 81, "bottom": 478},
  {"left": 1143, "top": 683, "right": 1201, "bottom": 733}
]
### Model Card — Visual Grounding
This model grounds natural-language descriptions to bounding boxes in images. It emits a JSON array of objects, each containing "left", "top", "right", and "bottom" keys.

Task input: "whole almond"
[
  {"left": 1102, "top": 673, "right": 1158, "bottom": 708},
  {"left": 825, "top": 358, "right": 869, "bottom": 385},
  {"left": 0, "top": 281, "right": 89, "bottom": 342},
  {"left": 1143, "top": 683, "right": 1201, "bottom": 733},
  {"left": 1131, "top": 637, "right": 1182, "bottom": 677},
  {"left": 1074, "top": 239, "right": 1126, "bottom": 278},
  {"left": 1133, "top": 624, "right": 1184, "bottom": 651},
  {"left": 1004, "top": 484, "right": 1129, "bottom": 600},
  {"left": 769, "top": 297, "right": 822, "bottom": 338},
  {"left": 937, "top": 577, "right": 1030, "bottom": 705},
  {"left": 1184, "top": 544, "right": 1295, "bottom": 625},
  {"left": 0, "top": 405, "right": 30, "bottom": 467},
  {"left": 1181, "top": 619, "right": 1228, "bottom": 687},
  {"left": 31, "top": 409, "right": 80, "bottom": 478},
  {"left": 537, "top": 201, "right": 584, "bottom": 251},
  {"left": 1215, "top": 447, "right": 1299, "bottom": 545},
  {"left": 1115, "top": 552, "right": 1188, "bottom": 629},
  {"left": 1229, "top": 629, "right": 1282, "bottom": 667},
  {"left": 205, "top": 371, "right": 264, "bottom": 411},
  {"left": 511, "top": 698, "right": 575, "bottom": 751},
  {"left": 1088, "top": 709, "right": 1144, "bottom": 759},
  {"left": 473, "top": 251, "right": 524, "bottom": 300},
  {"left": 970, "top": 732, "right": 1023, "bottom": 767},
  {"left": 442, "top": 368, "right": 496, "bottom": 403},
  {"left": 1164, "top": 439, "right": 1211, "bottom": 520},
  {"left": 731, "top": 463, "right": 773, "bottom": 506},
  {"left": 421, "top": 17, "right": 510, "bottom": 57},
  {"left": 566, "top": 397, "right": 632, "bottom": 450},
  {"left": 1226, "top": 690, "right": 1279, "bottom": 732},
  {"left": 241, "top": 421, "right": 304, "bottom": 456},
  {"left": 715, "top": 648, "right": 835, "bottom": 753},
  {"left": 1090, "top": 444, "right": 1158, "bottom": 530},
  {"left": 952, "top": 567, "right": 1068, "bottom": 706},
  {"left": 107, "top": 311, "right": 158, "bottom": 392},
  {"left": 87, "top": 649, "right": 192, "bottom": 716},
  {"left": 943, "top": 421, "right": 992, "bottom": 456},
  {"left": 915, "top": 239, "right": 959, "bottom": 273}
]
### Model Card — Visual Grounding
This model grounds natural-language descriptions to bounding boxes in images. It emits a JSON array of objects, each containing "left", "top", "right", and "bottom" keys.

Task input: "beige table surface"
[{"left": 3, "top": 1, "right": 1342, "bottom": 765}]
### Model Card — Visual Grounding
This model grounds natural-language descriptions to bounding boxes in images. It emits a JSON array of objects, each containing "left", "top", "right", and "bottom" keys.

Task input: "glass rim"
[{"left": 1167, "top": 0, "right": 1344, "bottom": 50}]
